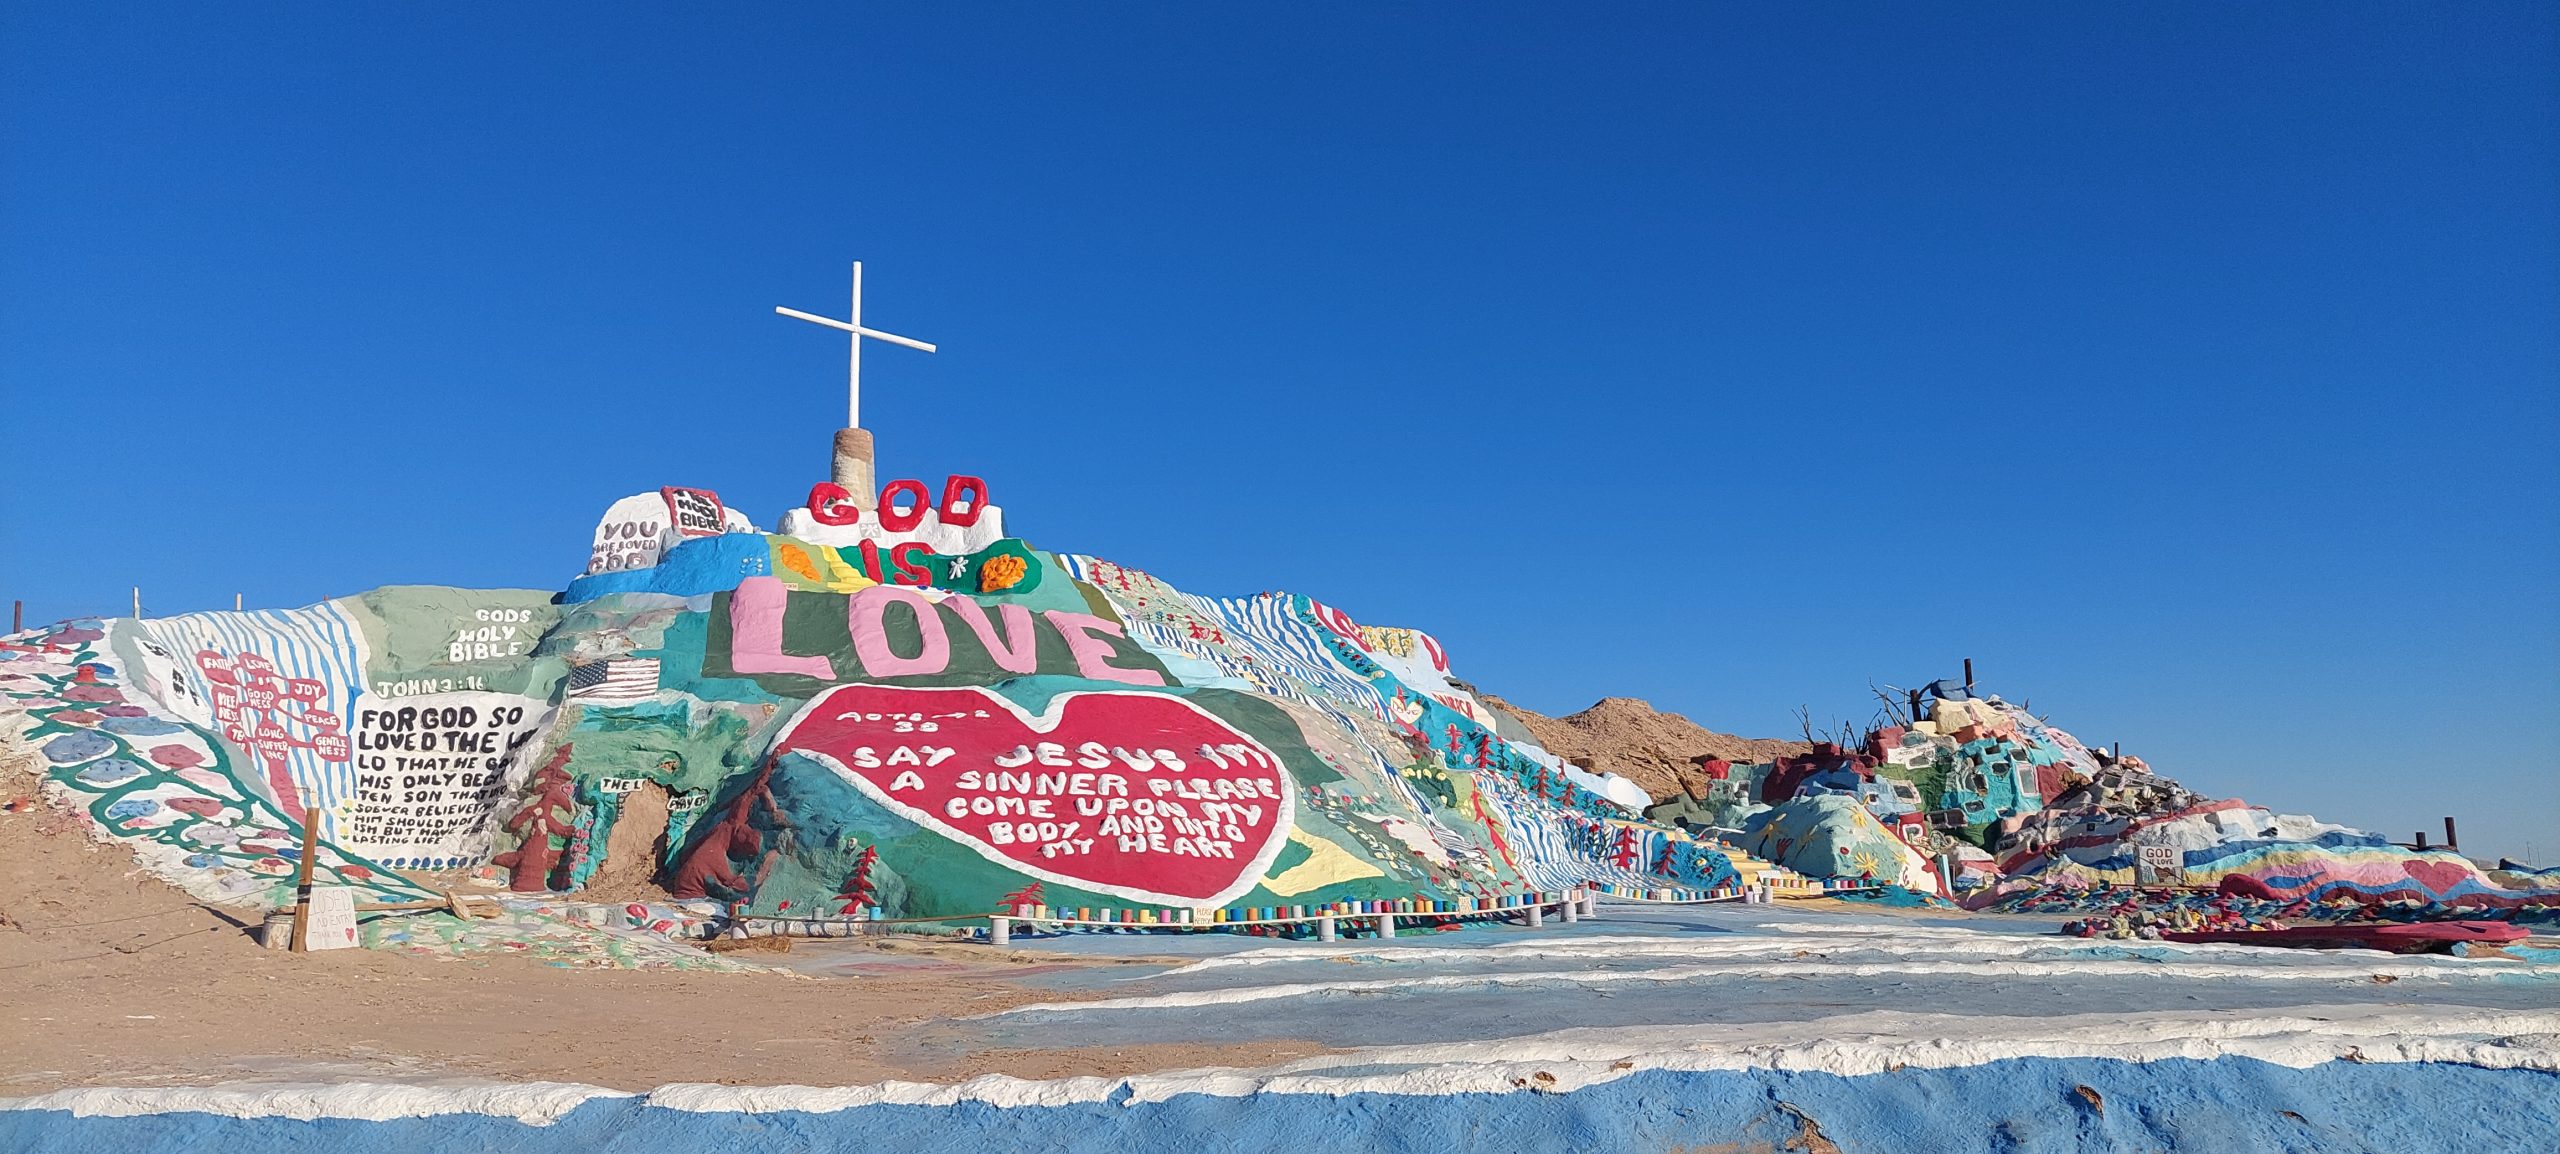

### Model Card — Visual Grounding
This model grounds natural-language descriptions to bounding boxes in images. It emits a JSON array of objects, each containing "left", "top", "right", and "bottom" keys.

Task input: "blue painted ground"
[{"left": 6, "top": 1058, "right": 2556, "bottom": 1153}]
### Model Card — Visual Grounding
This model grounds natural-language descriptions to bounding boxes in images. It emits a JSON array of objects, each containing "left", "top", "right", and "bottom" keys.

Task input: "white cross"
[{"left": 776, "top": 261, "right": 937, "bottom": 429}]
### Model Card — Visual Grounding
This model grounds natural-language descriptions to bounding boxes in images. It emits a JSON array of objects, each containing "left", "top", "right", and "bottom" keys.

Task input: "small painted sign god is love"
[{"left": 773, "top": 684, "right": 1295, "bottom": 906}]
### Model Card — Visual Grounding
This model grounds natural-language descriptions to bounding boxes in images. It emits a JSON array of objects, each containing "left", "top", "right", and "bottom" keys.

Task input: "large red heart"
[
  {"left": 2401, "top": 856, "right": 2475, "bottom": 899},
  {"left": 775, "top": 684, "right": 1296, "bottom": 907}
]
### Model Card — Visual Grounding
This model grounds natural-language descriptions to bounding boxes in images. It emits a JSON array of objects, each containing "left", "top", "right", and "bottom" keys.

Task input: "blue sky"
[{"left": 5, "top": 5, "right": 2553, "bottom": 859}]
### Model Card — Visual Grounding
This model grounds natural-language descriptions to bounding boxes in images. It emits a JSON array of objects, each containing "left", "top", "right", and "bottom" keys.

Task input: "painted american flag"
[{"left": 567, "top": 657, "right": 659, "bottom": 703}]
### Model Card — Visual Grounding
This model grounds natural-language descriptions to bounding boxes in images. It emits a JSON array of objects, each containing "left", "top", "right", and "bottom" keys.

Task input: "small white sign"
[
  {"left": 303, "top": 885, "right": 362, "bottom": 951},
  {"left": 586, "top": 489, "right": 760, "bottom": 574}
]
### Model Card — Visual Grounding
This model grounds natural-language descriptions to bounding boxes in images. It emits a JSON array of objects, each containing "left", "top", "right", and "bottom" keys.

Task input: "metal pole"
[
  {"left": 10, "top": 600, "right": 19, "bottom": 633},
  {"left": 860, "top": 262, "right": 870, "bottom": 429},
  {"left": 1963, "top": 658, "right": 1973, "bottom": 689}
]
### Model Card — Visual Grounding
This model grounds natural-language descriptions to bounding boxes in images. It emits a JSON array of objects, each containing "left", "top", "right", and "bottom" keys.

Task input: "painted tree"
[
  {"left": 1611, "top": 826, "right": 1641, "bottom": 871},
  {"left": 668, "top": 759, "right": 792, "bottom": 903},
  {"left": 834, "top": 844, "right": 881, "bottom": 915},
  {"left": 996, "top": 879, "right": 1045, "bottom": 914},
  {"left": 493, "top": 747, "right": 579, "bottom": 892}
]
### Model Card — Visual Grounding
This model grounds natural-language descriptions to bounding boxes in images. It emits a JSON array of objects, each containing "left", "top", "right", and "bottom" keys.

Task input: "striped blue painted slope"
[{"left": 6, "top": 1058, "right": 2556, "bottom": 1154}]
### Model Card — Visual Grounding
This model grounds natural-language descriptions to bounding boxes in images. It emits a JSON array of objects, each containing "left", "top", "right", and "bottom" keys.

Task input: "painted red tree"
[
  {"left": 996, "top": 879, "right": 1045, "bottom": 913},
  {"left": 835, "top": 844, "right": 881, "bottom": 915},
  {"left": 493, "top": 747, "right": 578, "bottom": 892},
  {"left": 668, "top": 759, "right": 790, "bottom": 902},
  {"left": 1611, "top": 826, "right": 1641, "bottom": 870}
]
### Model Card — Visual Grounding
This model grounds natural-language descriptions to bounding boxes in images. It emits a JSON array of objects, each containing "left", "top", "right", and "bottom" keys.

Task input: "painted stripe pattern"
[
  {"left": 139, "top": 601, "right": 370, "bottom": 839},
  {"left": 1067, "top": 554, "right": 1660, "bottom": 890}
]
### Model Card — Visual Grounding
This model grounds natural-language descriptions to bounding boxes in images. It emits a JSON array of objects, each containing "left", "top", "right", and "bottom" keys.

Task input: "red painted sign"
[
  {"left": 774, "top": 684, "right": 1293, "bottom": 906},
  {"left": 804, "top": 474, "right": 991, "bottom": 529},
  {"left": 660, "top": 487, "right": 728, "bottom": 538}
]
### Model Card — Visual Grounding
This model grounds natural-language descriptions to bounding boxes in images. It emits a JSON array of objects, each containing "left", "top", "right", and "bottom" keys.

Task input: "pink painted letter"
[
  {"left": 947, "top": 597, "right": 1040, "bottom": 674},
  {"left": 729, "top": 575, "right": 835, "bottom": 678},
  {"left": 1041, "top": 611, "right": 1167, "bottom": 686},
  {"left": 849, "top": 586, "right": 953, "bottom": 677}
]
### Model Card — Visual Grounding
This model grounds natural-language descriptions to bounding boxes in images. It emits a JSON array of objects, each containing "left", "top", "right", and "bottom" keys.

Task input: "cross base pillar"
[{"left": 831, "top": 428, "right": 876, "bottom": 505}]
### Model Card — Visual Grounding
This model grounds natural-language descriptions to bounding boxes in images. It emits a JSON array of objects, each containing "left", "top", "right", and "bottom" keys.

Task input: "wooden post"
[
  {"left": 2444, "top": 817, "right": 2459, "bottom": 853},
  {"left": 2415, "top": 831, "right": 2430, "bottom": 852},
  {"left": 1907, "top": 689, "right": 1922, "bottom": 722},
  {"left": 1962, "top": 658, "right": 1974, "bottom": 690},
  {"left": 288, "top": 811, "right": 320, "bottom": 952},
  {"left": 10, "top": 600, "right": 19, "bottom": 633}
]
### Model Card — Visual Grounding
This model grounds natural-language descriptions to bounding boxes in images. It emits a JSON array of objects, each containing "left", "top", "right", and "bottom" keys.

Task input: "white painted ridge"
[
  {"left": 1000, "top": 955, "right": 2560, "bottom": 1017},
  {"left": 5, "top": 1004, "right": 2555, "bottom": 1122},
  {"left": 0, "top": 1080, "right": 631, "bottom": 1126}
]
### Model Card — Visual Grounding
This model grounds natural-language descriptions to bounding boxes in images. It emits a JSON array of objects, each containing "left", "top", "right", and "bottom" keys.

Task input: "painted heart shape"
[
  {"left": 2401, "top": 856, "right": 2475, "bottom": 899},
  {"left": 776, "top": 684, "right": 1295, "bottom": 907}
]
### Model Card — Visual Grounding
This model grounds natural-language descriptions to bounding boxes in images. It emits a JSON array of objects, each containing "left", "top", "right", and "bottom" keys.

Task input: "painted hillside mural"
[{"left": 6, "top": 476, "right": 2556, "bottom": 931}]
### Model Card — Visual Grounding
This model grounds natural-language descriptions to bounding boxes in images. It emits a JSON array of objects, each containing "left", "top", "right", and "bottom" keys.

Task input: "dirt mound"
[
  {"left": 0, "top": 779, "right": 270, "bottom": 974},
  {"left": 1480, "top": 695, "right": 1807, "bottom": 804}
]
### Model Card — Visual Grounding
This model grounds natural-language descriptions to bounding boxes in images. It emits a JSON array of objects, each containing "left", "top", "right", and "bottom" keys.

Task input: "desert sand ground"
[{"left": 0, "top": 802, "right": 1327, "bottom": 1094}]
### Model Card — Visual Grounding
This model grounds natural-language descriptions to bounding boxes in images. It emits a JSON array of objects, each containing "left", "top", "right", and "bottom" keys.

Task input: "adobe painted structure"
[
  {"left": 1, "top": 477, "right": 1753, "bottom": 928},
  {"left": 6, "top": 471, "right": 2556, "bottom": 935}
]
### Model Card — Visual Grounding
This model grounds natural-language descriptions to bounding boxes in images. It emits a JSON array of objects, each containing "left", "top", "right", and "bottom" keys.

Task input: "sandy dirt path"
[{"left": 0, "top": 803, "right": 1327, "bottom": 1094}]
